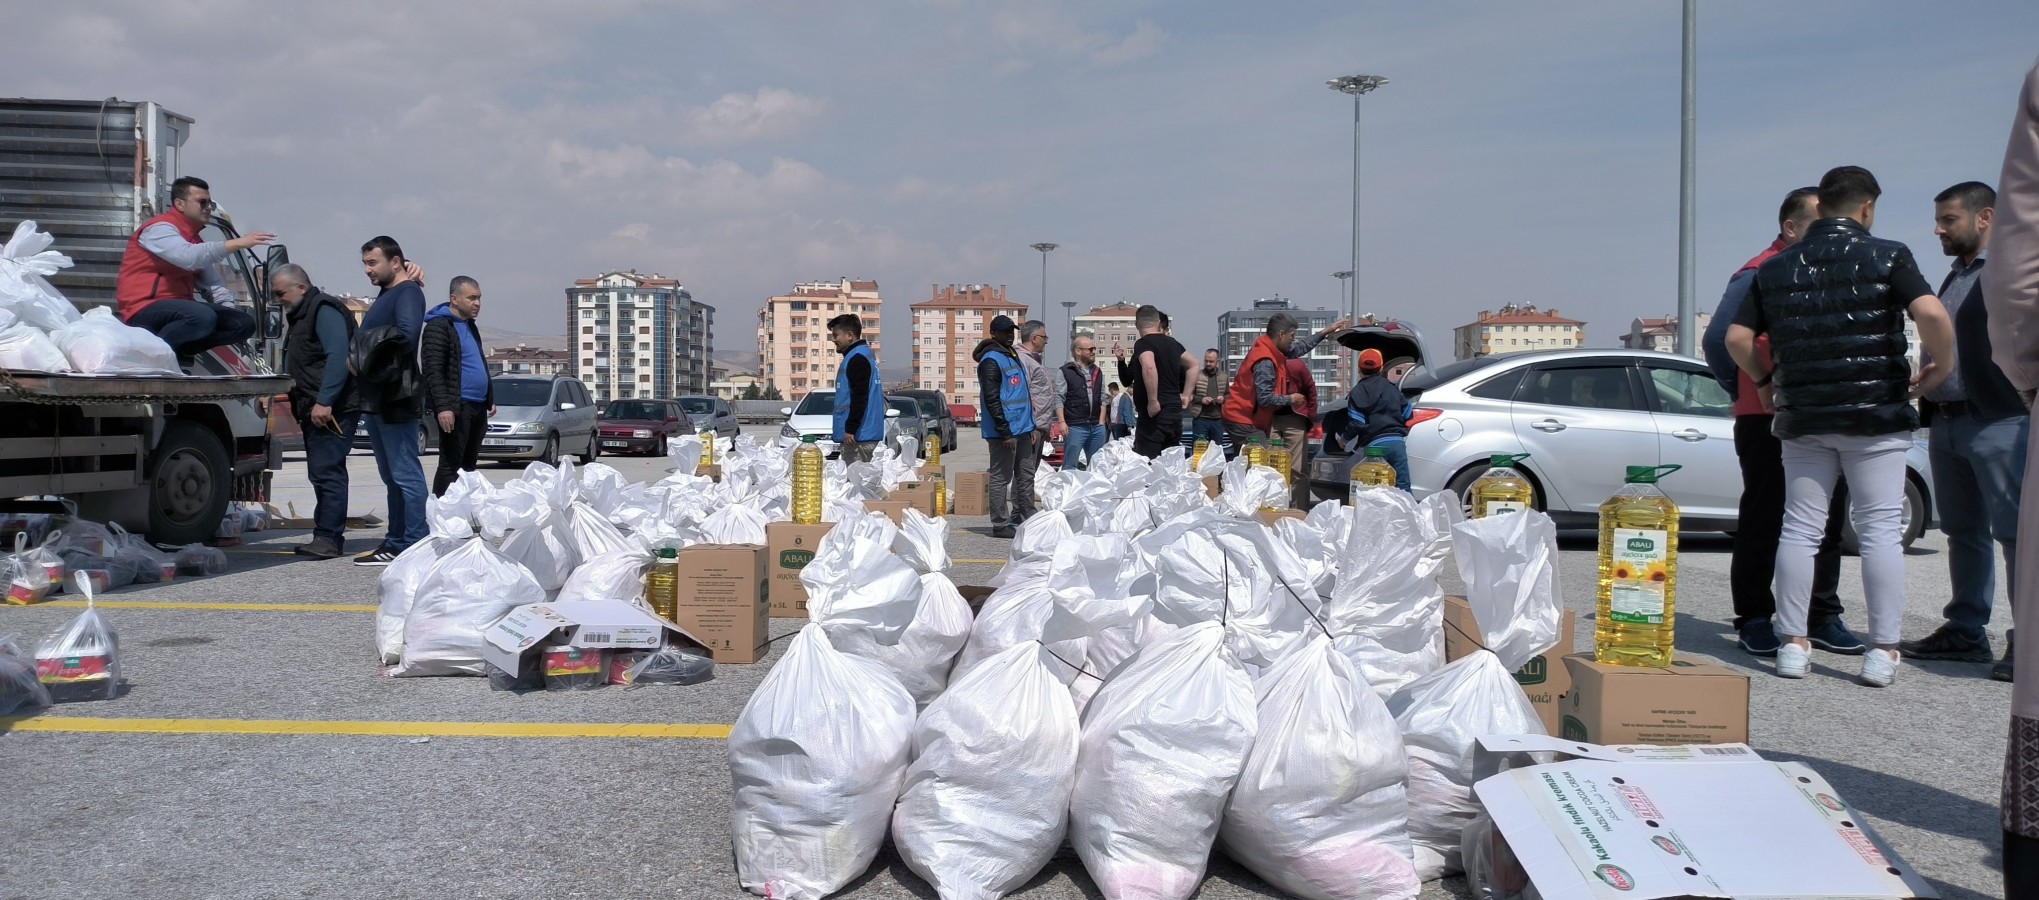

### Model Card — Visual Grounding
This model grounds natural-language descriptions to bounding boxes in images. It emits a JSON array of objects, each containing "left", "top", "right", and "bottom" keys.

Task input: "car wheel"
[
  {"left": 538, "top": 435, "right": 559, "bottom": 467},
  {"left": 579, "top": 432, "right": 599, "bottom": 464},
  {"left": 147, "top": 421, "right": 233, "bottom": 546},
  {"left": 1839, "top": 475, "right": 1926, "bottom": 555},
  {"left": 654, "top": 436, "right": 668, "bottom": 458},
  {"left": 1444, "top": 462, "right": 1539, "bottom": 520}
]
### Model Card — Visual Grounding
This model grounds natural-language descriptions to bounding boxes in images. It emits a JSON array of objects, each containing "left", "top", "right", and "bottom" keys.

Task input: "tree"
[
  {"left": 761, "top": 383, "right": 783, "bottom": 401},
  {"left": 740, "top": 383, "right": 761, "bottom": 401}
]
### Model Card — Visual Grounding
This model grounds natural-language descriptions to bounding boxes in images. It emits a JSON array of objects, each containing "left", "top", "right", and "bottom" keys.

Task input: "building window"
[
  {"left": 582, "top": 342, "right": 594, "bottom": 350},
  {"left": 582, "top": 326, "right": 593, "bottom": 334}
]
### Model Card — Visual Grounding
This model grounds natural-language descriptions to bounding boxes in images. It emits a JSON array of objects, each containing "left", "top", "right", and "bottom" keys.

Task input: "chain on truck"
[{"left": 1, "top": 98, "right": 295, "bottom": 545}]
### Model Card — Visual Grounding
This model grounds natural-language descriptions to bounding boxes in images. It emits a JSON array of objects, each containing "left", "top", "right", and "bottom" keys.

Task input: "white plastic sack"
[
  {"left": 730, "top": 624, "right": 916, "bottom": 900},
  {"left": 51, "top": 306, "right": 178, "bottom": 375},
  {"left": 1008, "top": 509, "right": 1072, "bottom": 562},
  {"left": 801, "top": 513, "right": 920, "bottom": 650},
  {"left": 855, "top": 571, "right": 972, "bottom": 710},
  {"left": 892, "top": 642, "right": 1081, "bottom": 900},
  {"left": 698, "top": 503, "right": 769, "bottom": 546},
  {"left": 391, "top": 538, "right": 543, "bottom": 676},
  {"left": 1219, "top": 636, "right": 1419, "bottom": 900},
  {"left": 1388, "top": 650, "right": 1546, "bottom": 880},
  {"left": 498, "top": 508, "right": 576, "bottom": 593},
  {"left": 1215, "top": 458, "right": 1289, "bottom": 517},
  {"left": 1070, "top": 621, "right": 1257, "bottom": 900},
  {"left": 0, "top": 309, "right": 72, "bottom": 372},
  {"left": 892, "top": 508, "right": 951, "bottom": 575},
  {"left": 556, "top": 550, "right": 651, "bottom": 606},
  {"left": 950, "top": 579, "right": 1086, "bottom": 689},
  {"left": 1452, "top": 509, "right": 1564, "bottom": 671},
  {"left": 1327, "top": 489, "right": 1458, "bottom": 699},
  {"left": 0, "top": 221, "right": 81, "bottom": 332},
  {"left": 565, "top": 501, "right": 639, "bottom": 559}
]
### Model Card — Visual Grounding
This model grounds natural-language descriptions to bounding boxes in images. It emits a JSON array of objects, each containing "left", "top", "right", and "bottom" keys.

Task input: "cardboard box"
[
  {"left": 765, "top": 522, "right": 833, "bottom": 619},
  {"left": 698, "top": 463, "right": 722, "bottom": 481},
  {"left": 918, "top": 463, "right": 945, "bottom": 480},
  {"left": 675, "top": 544, "right": 771, "bottom": 664},
  {"left": 1470, "top": 735, "right": 1933, "bottom": 899},
  {"left": 957, "top": 583, "right": 996, "bottom": 611},
  {"left": 1562, "top": 654, "right": 1750, "bottom": 746},
  {"left": 954, "top": 471, "right": 989, "bottom": 517},
  {"left": 1442, "top": 595, "right": 1578, "bottom": 734},
  {"left": 889, "top": 480, "right": 939, "bottom": 516},
  {"left": 866, "top": 499, "right": 912, "bottom": 524},
  {"left": 481, "top": 599, "right": 711, "bottom": 675},
  {"left": 1257, "top": 509, "right": 1305, "bottom": 527},
  {"left": 1202, "top": 475, "right": 1221, "bottom": 499}
]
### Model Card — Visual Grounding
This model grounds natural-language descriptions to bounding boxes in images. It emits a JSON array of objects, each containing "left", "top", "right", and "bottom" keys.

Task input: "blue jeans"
[
  {"left": 1930, "top": 413, "right": 2028, "bottom": 639},
  {"left": 1191, "top": 417, "right": 1230, "bottom": 458},
  {"left": 365, "top": 414, "right": 429, "bottom": 552},
  {"left": 1065, "top": 423, "right": 1107, "bottom": 470},
  {"left": 1369, "top": 439, "right": 1412, "bottom": 491},
  {"left": 302, "top": 409, "right": 358, "bottom": 547},
  {"left": 125, "top": 299, "right": 256, "bottom": 358}
]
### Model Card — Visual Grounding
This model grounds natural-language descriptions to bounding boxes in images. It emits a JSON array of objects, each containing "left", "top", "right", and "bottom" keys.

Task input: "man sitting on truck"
[{"left": 114, "top": 176, "right": 275, "bottom": 365}]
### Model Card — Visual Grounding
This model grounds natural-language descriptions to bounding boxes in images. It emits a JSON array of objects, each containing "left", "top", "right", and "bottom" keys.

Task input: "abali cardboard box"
[
  {"left": 954, "top": 471, "right": 989, "bottom": 517},
  {"left": 481, "top": 600, "right": 711, "bottom": 675},
  {"left": 1469, "top": 735, "right": 1935, "bottom": 899},
  {"left": 675, "top": 544, "right": 770, "bottom": 664},
  {"left": 1561, "top": 654, "right": 1750, "bottom": 746},
  {"left": 765, "top": 522, "right": 833, "bottom": 619},
  {"left": 1443, "top": 595, "right": 1578, "bottom": 734}
]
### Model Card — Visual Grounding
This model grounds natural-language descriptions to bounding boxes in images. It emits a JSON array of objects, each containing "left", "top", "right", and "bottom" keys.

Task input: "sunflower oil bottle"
[
  {"left": 1268, "top": 437, "right": 1291, "bottom": 487},
  {"left": 1469, "top": 453, "right": 1534, "bottom": 517},
  {"left": 698, "top": 430, "right": 716, "bottom": 472},
  {"left": 1245, "top": 436, "right": 1266, "bottom": 469},
  {"left": 645, "top": 548, "right": 679, "bottom": 621},
  {"left": 932, "top": 476, "right": 947, "bottom": 516},
  {"left": 1350, "top": 445, "right": 1397, "bottom": 490},
  {"left": 1595, "top": 465, "right": 1683, "bottom": 668},
  {"left": 1192, "top": 437, "right": 1211, "bottom": 469},
  {"left": 926, "top": 433, "right": 941, "bottom": 467},
  {"left": 792, "top": 436, "right": 825, "bottom": 525}
]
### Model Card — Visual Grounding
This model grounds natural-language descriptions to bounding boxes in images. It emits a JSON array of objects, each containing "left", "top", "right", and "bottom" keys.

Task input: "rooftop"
[{"left": 1468, "top": 304, "right": 1585, "bottom": 326}]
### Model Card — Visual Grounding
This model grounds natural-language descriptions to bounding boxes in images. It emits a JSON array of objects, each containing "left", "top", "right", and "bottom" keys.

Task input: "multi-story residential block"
[
  {"left": 566, "top": 270, "right": 715, "bottom": 404},
  {"left": 909, "top": 284, "right": 1028, "bottom": 407},
  {"left": 1215, "top": 297, "right": 1345, "bottom": 405},
  {"left": 757, "top": 278, "right": 882, "bottom": 400},
  {"left": 488, "top": 344, "right": 571, "bottom": 377},
  {"left": 1453, "top": 304, "right": 1586, "bottom": 360},
  {"left": 1620, "top": 313, "right": 1712, "bottom": 353},
  {"left": 1071, "top": 302, "right": 1140, "bottom": 355}
]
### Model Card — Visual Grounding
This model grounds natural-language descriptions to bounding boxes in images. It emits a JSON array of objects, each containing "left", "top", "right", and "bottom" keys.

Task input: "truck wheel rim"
[{"left": 156, "top": 449, "right": 212, "bottom": 522}]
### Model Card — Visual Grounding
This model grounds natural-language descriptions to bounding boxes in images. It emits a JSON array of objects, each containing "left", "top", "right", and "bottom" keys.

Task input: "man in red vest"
[
  {"left": 1221, "top": 311, "right": 1347, "bottom": 456},
  {"left": 1272, "top": 355, "right": 1318, "bottom": 507},
  {"left": 114, "top": 176, "right": 274, "bottom": 363}
]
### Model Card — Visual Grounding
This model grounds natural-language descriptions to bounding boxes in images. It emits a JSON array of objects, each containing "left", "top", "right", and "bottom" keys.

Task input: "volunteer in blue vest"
[
  {"left": 113, "top": 176, "right": 275, "bottom": 366},
  {"left": 975, "top": 315, "right": 1035, "bottom": 539},
  {"left": 827, "top": 313, "right": 884, "bottom": 463}
]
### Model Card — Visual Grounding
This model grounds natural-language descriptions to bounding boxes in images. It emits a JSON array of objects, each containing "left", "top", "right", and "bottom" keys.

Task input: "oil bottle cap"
[
  {"left": 1624, "top": 464, "right": 1682, "bottom": 484},
  {"left": 658, "top": 547, "right": 677, "bottom": 559},
  {"left": 801, "top": 434, "right": 817, "bottom": 443},
  {"left": 1271, "top": 437, "right": 1286, "bottom": 448},
  {"left": 1365, "top": 445, "right": 1386, "bottom": 458},
  {"left": 1489, "top": 453, "right": 1530, "bottom": 468}
]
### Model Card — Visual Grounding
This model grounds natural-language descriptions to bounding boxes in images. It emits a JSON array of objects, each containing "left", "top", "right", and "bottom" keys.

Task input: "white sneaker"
[
  {"left": 1859, "top": 648, "right": 1900, "bottom": 687},
  {"left": 1776, "top": 643, "right": 1811, "bottom": 679}
]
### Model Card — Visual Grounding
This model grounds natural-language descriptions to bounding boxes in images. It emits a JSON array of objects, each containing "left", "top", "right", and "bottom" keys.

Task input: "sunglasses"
[{"left": 185, "top": 197, "right": 216, "bottom": 211}]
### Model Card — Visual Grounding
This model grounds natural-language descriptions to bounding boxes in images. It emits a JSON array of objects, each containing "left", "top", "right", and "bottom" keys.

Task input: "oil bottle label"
[
  {"left": 1609, "top": 527, "right": 1670, "bottom": 624},
  {"left": 1483, "top": 501, "right": 1527, "bottom": 517}
]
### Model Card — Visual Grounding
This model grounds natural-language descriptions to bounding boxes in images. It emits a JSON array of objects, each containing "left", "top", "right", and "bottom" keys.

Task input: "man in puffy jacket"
[
  {"left": 113, "top": 176, "right": 274, "bottom": 364},
  {"left": 975, "top": 315, "right": 1035, "bottom": 538},
  {"left": 422, "top": 276, "right": 495, "bottom": 496},
  {"left": 350, "top": 235, "right": 429, "bottom": 566}
]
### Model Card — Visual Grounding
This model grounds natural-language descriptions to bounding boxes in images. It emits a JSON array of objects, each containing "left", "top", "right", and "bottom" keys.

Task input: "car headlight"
[
  {"left": 632, "top": 429, "right": 652, "bottom": 438},
  {"left": 780, "top": 424, "right": 799, "bottom": 439},
  {"left": 512, "top": 422, "right": 548, "bottom": 435}
]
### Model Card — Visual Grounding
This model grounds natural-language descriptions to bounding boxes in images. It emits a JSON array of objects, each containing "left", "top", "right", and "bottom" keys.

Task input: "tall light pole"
[
  {"left": 1030, "top": 242, "right": 1058, "bottom": 355},
  {"left": 1675, "top": 0, "right": 1697, "bottom": 356},
  {"left": 1329, "top": 74, "right": 1386, "bottom": 375},
  {"left": 1332, "top": 270, "right": 1354, "bottom": 316},
  {"left": 1061, "top": 300, "right": 1077, "bottom": 346}
]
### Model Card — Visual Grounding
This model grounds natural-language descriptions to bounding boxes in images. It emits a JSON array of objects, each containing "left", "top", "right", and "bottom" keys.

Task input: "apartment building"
[
  {"left": 488, "top": 344, "right": 571, "bottom": 377},
  {"left": 1620, "top": 314, "right": 1712, "bottom": 353},
  {"left": 1071, "top": 302, "right": 1140, "bottom": 354},
  {"left": 1215, "top": 297, "right": 1346, "bottom": 405},
  {"left": 1453, "top": 304, "right": 1586, "bottom": 360},
  {"left": 909, "top": 284, "right": 1029, "bottom": 407},
  {"left": 757, "top": 278, "right": 883, "bottom": 400},
  {"left": 566, "top": 270, "right": 715, "bottom": 404}
]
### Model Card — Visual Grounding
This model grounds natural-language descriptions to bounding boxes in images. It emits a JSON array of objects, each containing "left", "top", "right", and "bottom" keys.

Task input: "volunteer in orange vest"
[
  {"left": 113, "top": 176, "right": 275, "bottom": 365},
  {"left": 1221, "top": 311, "right": 1348, "bottom": 453}
]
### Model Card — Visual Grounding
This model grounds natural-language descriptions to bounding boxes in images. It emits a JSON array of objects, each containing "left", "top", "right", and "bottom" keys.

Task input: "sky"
[{"left": 14, "top": 1, "right": 2039, "bottom": 371}]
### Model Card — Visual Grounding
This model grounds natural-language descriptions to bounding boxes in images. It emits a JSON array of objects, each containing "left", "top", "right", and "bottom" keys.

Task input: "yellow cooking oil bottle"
[
  {"left": 932, "top": 476, "right": 947, "bottom": 517},
  {"left": 792, "top": 436, "right": 825, "bottom": 524},
  {"left": 1244, "top": 436, "right": 1265, "bottom": 469},
  {"left": 1192, "top": 437, "right": 1211, "bottom": 469},
  {"left": 698, "top": 431, "right": 716, "bottom": 471},
  {"left": 645, "top": 547, "right": 679, "bottom": 621},
  {"left": 926, "top": 432, "right": 941, "bottom": 467},
  {"left": 1267, "top": 437, "right": 1292, "bottom": 486},
  {"left": 1350, "top": 445, "right": 1397, "bottom": 490},
  {"left": 1469, "top": 453, "right": 1534, "bottom": 517},
  {"left": 1595, "top": 464, "right": 1682, "bottom": 667}
]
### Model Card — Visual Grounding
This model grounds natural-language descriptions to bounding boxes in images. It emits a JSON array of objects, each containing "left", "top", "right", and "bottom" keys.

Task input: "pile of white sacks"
[
  {"left": 729, "top": 439, "right": 1568, "bottom": 900},
  {"left": 374, "top": 434, "right": 929, "bottom": 676},
  {"left": 0, "top": 221, "right": 184, "bottom": 375}
]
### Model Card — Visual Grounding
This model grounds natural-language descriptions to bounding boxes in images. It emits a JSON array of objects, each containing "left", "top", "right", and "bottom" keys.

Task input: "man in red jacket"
[
  {"left": 1702, "top": 186, "right": 1865, "bottom": 659},
  {"left": 1271, "top": 356, "right": 1317, "bottom": 508},
  {"left": 113, "top": 176, "right": 274, "bottom": 363}
]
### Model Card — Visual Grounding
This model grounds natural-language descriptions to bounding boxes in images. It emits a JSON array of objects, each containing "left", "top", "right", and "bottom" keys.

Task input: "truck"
[{"left": 0, "top": 98, "right": 293, "bottom": 545}]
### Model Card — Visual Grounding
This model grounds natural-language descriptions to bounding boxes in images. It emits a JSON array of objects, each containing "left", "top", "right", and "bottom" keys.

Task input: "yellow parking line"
[
  {"left": 24, "top": 600, "right": 377, "bottom": 612},
  {"left": 2, "top": 716, "right": 732, "bottom": 739}
]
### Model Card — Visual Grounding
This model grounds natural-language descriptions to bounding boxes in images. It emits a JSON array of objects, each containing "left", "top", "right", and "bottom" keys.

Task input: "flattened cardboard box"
[
  {"left": 482, "top": 600, "right": 712, "bottom": 675},
  {"left": 675, "top": 544, "right": 770, "bottom": 664},
  {"left": 1442, "top": 595, "right": 1577, "bottom": 734},
  {"left": 954, "top": 471, "right": 989, "bottom": 517},
  {"left": 765, "top": 522, "right": 833, "bottom": 619},
  {"left": 1562, "top": 654, "right": 1750, "bottom": 746}
]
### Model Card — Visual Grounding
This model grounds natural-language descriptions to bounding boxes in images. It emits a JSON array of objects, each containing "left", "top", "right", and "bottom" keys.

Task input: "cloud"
[
  {"left": 990, "top": 8, "right": 1167, "bottom": 66},
  {"left": 682, "top": 88, "right": 829, "bottom": 145},
  {"left": 1091, "top": 20, "right": 1166, "bottom": 66}
]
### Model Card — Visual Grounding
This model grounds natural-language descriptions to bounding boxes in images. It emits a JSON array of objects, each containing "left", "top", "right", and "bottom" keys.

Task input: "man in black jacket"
[
  {"left": 272, "top": 264, "right": 356, "bottom": 560},
  {"left": 422, "top": 276, "right": 495, "bottom": 496},
  {"left": 1900, "top": 182, "right": 2028, "bottom": 681}
]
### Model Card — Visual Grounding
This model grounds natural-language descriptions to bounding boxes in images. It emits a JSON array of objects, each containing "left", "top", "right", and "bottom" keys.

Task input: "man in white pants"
[{"left": 1727, "top": 165, "right": 1955, "bottom": 687}]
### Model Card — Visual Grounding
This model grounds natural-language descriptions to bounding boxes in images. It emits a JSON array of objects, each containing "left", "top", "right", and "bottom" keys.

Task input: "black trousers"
[
  {"left": 1131, "top": 409, "right": 1182, "bottom": 459},
  {"left": 432, "top": 400, "right": 489, "bottom": 496},
  {"left": 1733, "top": 414, "right": 1848, "bottom": 628}
]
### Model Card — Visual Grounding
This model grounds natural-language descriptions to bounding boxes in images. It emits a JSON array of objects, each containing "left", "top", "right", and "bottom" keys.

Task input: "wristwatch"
[{"left": 1755, "top": 374, "right": 1773, "bottom": 388}]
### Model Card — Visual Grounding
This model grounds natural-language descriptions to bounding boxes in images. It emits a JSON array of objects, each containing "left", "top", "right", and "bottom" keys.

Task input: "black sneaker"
[
  {"left": 1736, "top": 619, "right": 1781, "bottom": 657},
  {"left": 295, "top": 537, "right": 343, "bottom": 560},
  {"left": 1807, "top": 619, "right": 1868, "bottom": 655},
  {"left": 1898, "top": 626, "right": 1993, "bottom": 662},
  {"left": 990, "top": 525, "right": 1016, "bottom": 539},
  {"left": 353, "top": 546, "right": 398, "bottom": 567},
  {"left": 1994, "top": 629, "right": 2016, "bottom": 683}
]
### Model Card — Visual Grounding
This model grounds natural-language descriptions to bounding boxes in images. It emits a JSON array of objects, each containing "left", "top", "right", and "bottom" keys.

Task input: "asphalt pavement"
[{"left": 0, "top": 424, "right": 2015, "bottom": 899}]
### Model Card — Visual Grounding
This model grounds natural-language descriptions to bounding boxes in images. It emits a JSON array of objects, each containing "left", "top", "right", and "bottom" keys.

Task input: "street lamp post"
[
  {"left": 1332, "top": 270, "right": 1354, "bottom": 316},
  {"left": 1328, "top": 74, "right": 1386, "bottom": 377},
  {"left": 1675, "top": 0, "right": 1697, "bottom": 356},
  {"left": 1061, "top": 300, "right": 1077, "bottom": 345},
  {"left": 1030, "top": 242, "right": 1058, "bottom": 359}
]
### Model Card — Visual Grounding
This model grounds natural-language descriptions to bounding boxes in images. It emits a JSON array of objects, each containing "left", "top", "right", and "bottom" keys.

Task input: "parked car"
[
  {"left": 677, "top": 395, "right": 740, "bottom": 439},
  {"left": 597, "top": 398, "right": 685, "bottom": 457},
  {"left": 887, "top": 396, "right": 930, "bottom": 457},
  {"left": 778, "top": 390, "right": 904, "bottom": 457},
  {"left": 481, "top": 375, "right": 600, "bottom": 466},
  {"left": 895, "top": 389, "right": 959, "bottom": 452},
  {"left": 950, "top": 403, "right": 978, "bottom": 426},
  {"left": 1307, "top": 348, "right": 1937, "bottom": 546},
  {"left": 352, "top": 417, "right": 440, "bottom": 452}
]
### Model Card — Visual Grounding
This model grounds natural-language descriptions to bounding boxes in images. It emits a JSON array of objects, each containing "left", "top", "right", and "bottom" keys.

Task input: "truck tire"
[{"left": 148, "top": 421, "right": 232, "bottom": 546}]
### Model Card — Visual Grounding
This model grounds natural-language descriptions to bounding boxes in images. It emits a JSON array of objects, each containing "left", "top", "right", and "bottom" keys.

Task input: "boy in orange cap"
[{"left": 1339, "top": 348, "right": 1413, "bottom": 489}]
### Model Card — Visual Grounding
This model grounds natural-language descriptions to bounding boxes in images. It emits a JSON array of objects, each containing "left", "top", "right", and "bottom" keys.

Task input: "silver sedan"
[{"left": 1309, "top": 349, "right": 1935, "bottom": 546}]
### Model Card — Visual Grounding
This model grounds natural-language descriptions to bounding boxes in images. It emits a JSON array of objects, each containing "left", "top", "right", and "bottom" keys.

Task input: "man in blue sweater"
[
  {"left": 423, "top": 277, "right": 495, "bottom": 496},
  {"left": 272, "top": 264, "right": 355, "bottom": 560},
  {"left": 352, "top": 236, "right": 429, "bottom": 566}
]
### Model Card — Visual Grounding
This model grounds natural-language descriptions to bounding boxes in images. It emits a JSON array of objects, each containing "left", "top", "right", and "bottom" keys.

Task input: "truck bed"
[{"left": 0, "top": 370, "right": 292, "bottom": 404}]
